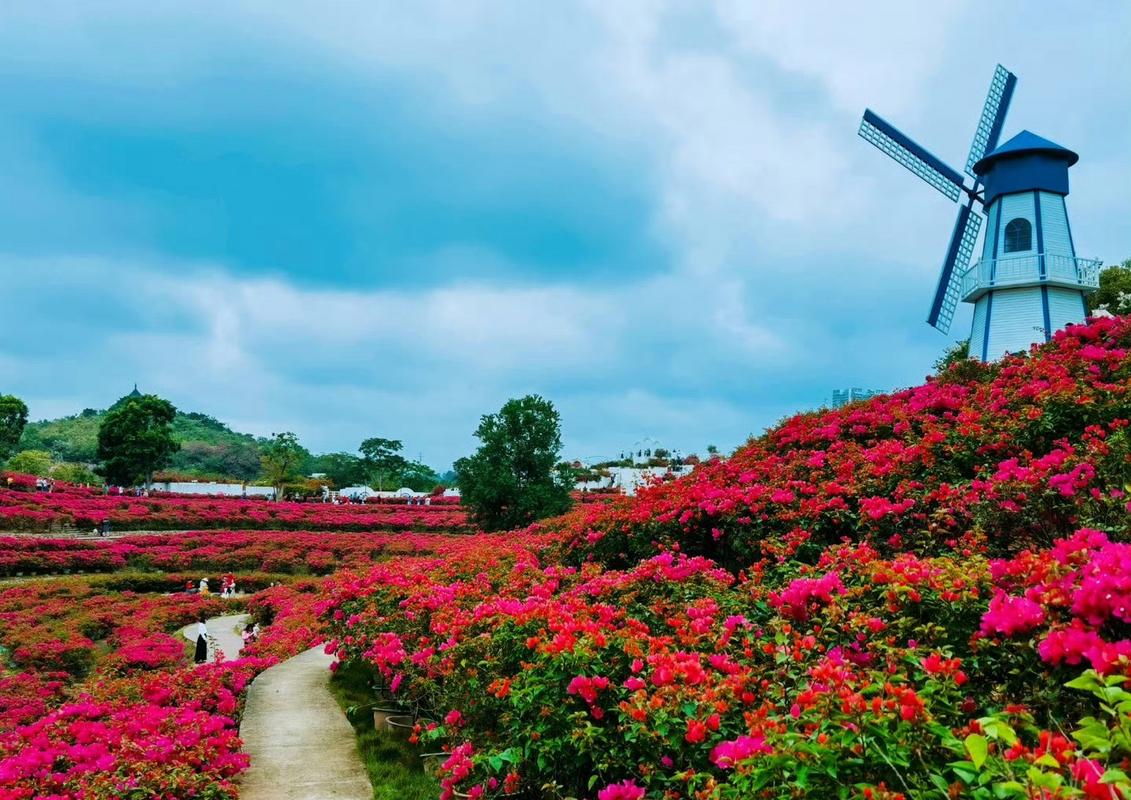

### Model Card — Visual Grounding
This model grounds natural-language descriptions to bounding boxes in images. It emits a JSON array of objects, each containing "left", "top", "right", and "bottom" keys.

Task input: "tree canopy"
[
  {"left": 454, "top": 394, "right": 573, "bottom": 531},
  {"left": 5, "top": 449, "right": 52, "bottom": 477},
  {"left": 310, "top": 451, "right": 368, "bottom": 489},
  {"left": 0, "top": 395, "right": 28, "bottom": 462},
  {"left": 96, "top": 394, "right": 179, "bottom": 486},
  {"left": 260, "top": 431, "right": 307, "bottom": 499},
  {"left": 1091, "top": 258, "right": 1131, "bottom": 316},
  {"left": 360, "top": 436, "right": 407, "bottom": 490}
]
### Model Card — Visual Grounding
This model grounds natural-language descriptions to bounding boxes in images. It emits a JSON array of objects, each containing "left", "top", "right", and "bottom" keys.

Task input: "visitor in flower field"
[
  {"left": 199, "top": 577, "right": 209, "bottom": 595},
  {"left": 194, "top": 617, "right": 208, "bottom": 664}
]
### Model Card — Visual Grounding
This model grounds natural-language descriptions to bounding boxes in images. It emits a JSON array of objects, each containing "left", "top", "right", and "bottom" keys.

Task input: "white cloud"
[{"left": 0, "top": 2, "right": 1128, "bottom": 465}]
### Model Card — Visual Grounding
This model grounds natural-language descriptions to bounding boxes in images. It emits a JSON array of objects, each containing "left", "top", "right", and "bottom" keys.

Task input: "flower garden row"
[
  {"left": 0, "top": 490, "right": 469, "bottom": 532},
  {"left": 0, "top": 527, "right": 473, "bottom": 800},
  {"left": 318, "top": 317, "right": 1131, "bottom": 799},
  {"left": 0, "top": 529, "right": 476, "bottom": 577},
  {"left": 0, "top": 530, "right": 572, "bottom": 799},
  {"left": 0, "top": 574, "right": 327, "bottom": 799}
]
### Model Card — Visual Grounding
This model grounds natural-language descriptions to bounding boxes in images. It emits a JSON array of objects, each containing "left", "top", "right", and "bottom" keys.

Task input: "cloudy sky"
[{"left": 1, "top": 2, "right": 1128, "bottom": 468}]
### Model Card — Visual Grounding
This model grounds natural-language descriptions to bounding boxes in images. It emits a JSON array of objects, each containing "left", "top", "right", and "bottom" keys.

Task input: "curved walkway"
[
  {"left": 181, "top": 613, "right": 249, "bottom": 663},
  {"left": 237, "top": 645, "right": 372, "bottom": 799}
]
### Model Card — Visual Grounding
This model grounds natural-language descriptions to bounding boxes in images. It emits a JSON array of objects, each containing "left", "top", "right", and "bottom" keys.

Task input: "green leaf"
[
  {"left": 965, "top": 734, "right": 988, "bottom": 769},
  {"left": 952, "top": 765, "right": 977, "bottom": 783},
  {"left": 1101, "top": 769, "right": 1130, "bottom": 784},
  {"left": 1066, "top": 672, "right": 1105, "bottom": 692}
]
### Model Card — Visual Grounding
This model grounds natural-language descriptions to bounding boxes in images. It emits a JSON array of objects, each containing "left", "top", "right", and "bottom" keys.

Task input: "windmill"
[{"left": 859, "top": 65, "right": 1100, "bottom": 361}]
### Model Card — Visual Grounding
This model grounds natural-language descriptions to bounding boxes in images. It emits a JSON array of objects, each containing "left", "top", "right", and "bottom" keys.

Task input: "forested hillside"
[{"left": 20, "top": 408, "right": 263, "bottom": 479}]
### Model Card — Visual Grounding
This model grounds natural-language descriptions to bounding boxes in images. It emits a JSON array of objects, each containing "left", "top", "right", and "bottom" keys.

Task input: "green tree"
[
  {"left": 360, "top": 437, "right": 407, "bottom": 490},
  {"left": 1089, "top": 258, "right": 1131, "bottom": 316},
  {"left": 5, "top": 449, "right": 53, "bottom": 476},
  {"left": 310, "top": 451, "right": 368, "bottom": 489},
  {"left": 96, "top": 394, "right": 179, "bottom": 486},
  {"left": 260, "top": 431, "right": 306, "bottom": 499},
  {"left": 399, "top": 460, "right": 441, "bottom": 493},
  {"left": 0, "top": 395, "right": 28, "bottom": 461},
  {"left": 51, "top": 462, "right": 101, "bottom": 485},
  {"left": 454, "top": 395, "right": 573, "bottom": 531},
  {"left": 934, "top": 339, "right": 972, "bottom": 372}
]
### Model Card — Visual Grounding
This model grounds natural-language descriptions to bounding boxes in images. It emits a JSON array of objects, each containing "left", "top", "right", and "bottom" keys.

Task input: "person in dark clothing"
[{"left": 194, "top": 618, "right": 208, "bottom": 664}]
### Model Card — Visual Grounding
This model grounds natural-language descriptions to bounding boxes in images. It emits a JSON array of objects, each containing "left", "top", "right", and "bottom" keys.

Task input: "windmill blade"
[
  {"left": 927, "top": 201, "right": 983, "bottom": 333},
  {"left": 859, "top": 109, "right": 965, "bottom": 202},
  {"left": 965, "top": 65, "right": 1017, "bottom": 179}
]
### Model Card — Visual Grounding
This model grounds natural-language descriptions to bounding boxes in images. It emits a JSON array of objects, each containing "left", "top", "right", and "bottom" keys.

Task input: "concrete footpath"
[
  {"left": 237, "top": 645, "right": 372, "bottom": 800},
  {"left": 182, "top": 613, "right": 249, "bottom": 663}
]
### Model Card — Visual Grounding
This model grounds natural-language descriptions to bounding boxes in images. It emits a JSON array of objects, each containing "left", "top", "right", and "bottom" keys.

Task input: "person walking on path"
[{"left": 194, "top": 618, "right": 208, "bottom": 664}]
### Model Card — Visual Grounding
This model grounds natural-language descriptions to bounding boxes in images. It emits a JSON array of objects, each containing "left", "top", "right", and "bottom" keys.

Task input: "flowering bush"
[
  {"left": 8, "top": 316, "right": 1131, "bottom": 798},
  {"left": 0, "top": 491, "right": 468, "bottom": 532},
  {"left": 0, "top": 529, "right": 484, "bottom": 577},
  {"left": 322, "top": 317, "right": 1131, "bottom": 799},
  {"left": 0, "top": 574, "right": 333, "bottom": 799}
]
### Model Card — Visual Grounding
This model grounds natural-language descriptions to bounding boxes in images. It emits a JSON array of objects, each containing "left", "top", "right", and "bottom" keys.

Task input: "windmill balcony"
[{"left": 959, "top": 253, "right": 1101, "bottom": 302}]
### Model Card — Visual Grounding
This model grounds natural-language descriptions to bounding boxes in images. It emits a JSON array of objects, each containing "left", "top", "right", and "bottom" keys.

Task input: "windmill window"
[{"left": 1003, "top": 218, "right": 1032, "bottom": 253}]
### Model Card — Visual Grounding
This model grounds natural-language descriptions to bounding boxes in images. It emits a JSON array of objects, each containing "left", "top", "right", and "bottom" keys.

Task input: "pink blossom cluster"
[{"left": 769, "top": 572, "right": 845, "bottom": 621}]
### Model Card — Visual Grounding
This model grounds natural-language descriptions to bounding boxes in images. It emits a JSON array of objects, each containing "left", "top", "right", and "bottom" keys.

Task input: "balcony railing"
[{"left": 959, "top": 253, "right": 1101, "bottom": 302}]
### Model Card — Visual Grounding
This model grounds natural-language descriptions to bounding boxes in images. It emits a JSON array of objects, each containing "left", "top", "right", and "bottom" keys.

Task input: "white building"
[
  {"left": 156, "top": 481, "right": 275, "bottom": 498},
  {"left": 575, "top": 464, "right": 694, "bottom": 497}
]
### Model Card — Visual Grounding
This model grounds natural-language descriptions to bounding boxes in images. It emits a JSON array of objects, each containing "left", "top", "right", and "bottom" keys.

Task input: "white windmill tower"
[{"left": 859, "top": 65, "right": 1101, "bottom": 361}]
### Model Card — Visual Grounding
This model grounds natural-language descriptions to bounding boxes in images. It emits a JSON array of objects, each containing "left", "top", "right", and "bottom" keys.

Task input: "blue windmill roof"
[{"left": 973, "top": 130, "right": 1078, "bottom": 174}]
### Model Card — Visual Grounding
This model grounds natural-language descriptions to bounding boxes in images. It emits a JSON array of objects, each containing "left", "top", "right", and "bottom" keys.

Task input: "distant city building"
[{"left": 831, "top": 387, "right": 884, "bottom": 408}]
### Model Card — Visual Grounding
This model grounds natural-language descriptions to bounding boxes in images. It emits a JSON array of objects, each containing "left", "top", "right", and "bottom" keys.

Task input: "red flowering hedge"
[
  {"left": 0, "top": 529, "right": 475, "bottom": 578},
  {"left": 0, "top": 491, "right": 469, "bottom": 532},
  {"left": 322, "top": 317, "right": 1131, "bottom": 800},
  {"left": 0, "top": 571, "right": 342, "bottom": 798}
]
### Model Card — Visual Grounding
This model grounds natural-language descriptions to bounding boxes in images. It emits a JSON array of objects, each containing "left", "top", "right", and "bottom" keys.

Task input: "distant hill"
[{"left": 20, "top": 404, "right": 265, "bottom": 481}]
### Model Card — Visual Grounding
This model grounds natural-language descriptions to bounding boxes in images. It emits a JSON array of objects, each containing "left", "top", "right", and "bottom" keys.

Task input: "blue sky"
[{"left": 1, "top": 2, "right": 1129, "bottom": 469}]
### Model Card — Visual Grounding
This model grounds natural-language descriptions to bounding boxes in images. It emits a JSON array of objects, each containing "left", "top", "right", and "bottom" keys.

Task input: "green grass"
[{"left": 327, "top": 660, "right": 440, "bottom": 800}]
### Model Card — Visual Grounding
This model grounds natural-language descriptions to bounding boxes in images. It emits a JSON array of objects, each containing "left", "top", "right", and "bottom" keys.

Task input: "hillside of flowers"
[
  {"left": 0, "top": 490, "right": 469, "bottom": 533},
  {"left": 322, "top": 316, "right": 1131, "bottom": 800}
]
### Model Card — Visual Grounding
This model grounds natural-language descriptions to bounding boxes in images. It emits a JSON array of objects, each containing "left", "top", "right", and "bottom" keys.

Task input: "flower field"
[
  {"left": 0, "top": 537, "right": 392, "bottom": 799},
  {"left": 4, "top": 316, "right": 1131, "bottom": 798},
  {"left": 319, "top": 317, "right": 1131, "bottom": 799},
  {"left": 0, "top": 529, "right": 497, "bottom": 578},
  {"left": 0, "top": 490, "right": 469, "bottom": 533}
]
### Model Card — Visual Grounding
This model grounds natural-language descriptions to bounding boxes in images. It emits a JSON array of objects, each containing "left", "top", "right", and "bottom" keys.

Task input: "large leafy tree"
[
  {"left": 399, "top": 460, "right": 441, "bottom": 493},
  {"left": 1090, "top": 258, "right": 1131, "bottom": 316},
  {"left": 97, "top": 394, "right": 179, "bottom": 486},
  {"left": 5, "top": 449, "right": 53, "bottom": 476},
  {"left": 360, "top": 436, "right": 407, "bottom": 490},
  {"left": 310, "top": 451, "right": 369, "bottom": 489},
  {"left": 260, "top": 431, "right": 307, "bottom": 499},
  {"left": 454, "top": 394, "right": 573, "bottom": 531},
  {"left": 0, "top": 395, "right": 28, "bottom": 462}
]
